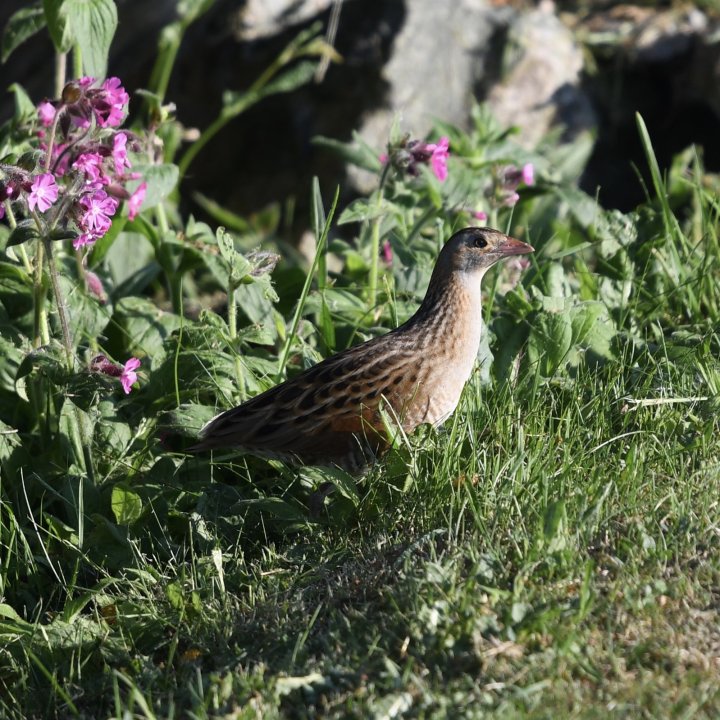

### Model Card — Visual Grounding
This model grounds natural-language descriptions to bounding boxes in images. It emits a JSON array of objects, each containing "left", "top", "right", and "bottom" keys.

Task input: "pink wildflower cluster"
[
  {"left": 0, "top": 76, "right": 147, "bottom": 250},
  {"left": 381, "top": 135, "right": 450, "bottom": 183},
  {"left": 90, "top": 354, "right": 141, "bottom": 394},
  {"left": 495, "top": 162, "right": 535, "bottom": 208}
]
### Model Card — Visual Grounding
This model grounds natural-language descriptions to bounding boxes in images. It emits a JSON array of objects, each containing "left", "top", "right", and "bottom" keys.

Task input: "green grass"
[
  {"left": 2, "top": 348, "right": 719, "bottom": 718},
  {"left": 2, "top": 101, "right": 720, "bottom": 717}
]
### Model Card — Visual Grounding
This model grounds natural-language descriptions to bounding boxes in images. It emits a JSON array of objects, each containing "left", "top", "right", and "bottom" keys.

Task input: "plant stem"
[
  {"left": 43, "top": 238, "right": 74, "bottom": 370},
  {"left": 54, "top": 52, "right": 67, "bottom": 98},
  {"left": 72, "top": 44, "right": 82, "bottom": 81},
  {"left": 44, "top": 239, "right": 91, "bottom": 480},
  {"left": 367, "top": 190, "right": 384, "bottom": 311},
  {"left": 33, "top": 242, "right": 50, "bottom": 347},
  {"left": 227, "top": 283, "right": 246, "bottom": 400}
]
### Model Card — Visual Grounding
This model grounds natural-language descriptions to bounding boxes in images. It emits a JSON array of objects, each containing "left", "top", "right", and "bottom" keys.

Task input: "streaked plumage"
[{"left": 192, "top": 227, "right": 533, "bottom": 469}]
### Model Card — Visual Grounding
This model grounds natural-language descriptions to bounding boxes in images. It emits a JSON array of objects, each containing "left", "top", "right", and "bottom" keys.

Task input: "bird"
[{"left": 192, "top": 227, "right": 533, "bottom": 470}]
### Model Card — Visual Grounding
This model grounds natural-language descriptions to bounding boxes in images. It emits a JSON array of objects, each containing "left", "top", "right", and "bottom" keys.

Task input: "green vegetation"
[{"left": 1, "top": 3, "right": 719, "bottom": 718}]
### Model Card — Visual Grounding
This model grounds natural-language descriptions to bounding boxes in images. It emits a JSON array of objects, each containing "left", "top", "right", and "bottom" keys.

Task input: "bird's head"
[{"left": 441, "top": 226, "right": 534, "bottom": 276}]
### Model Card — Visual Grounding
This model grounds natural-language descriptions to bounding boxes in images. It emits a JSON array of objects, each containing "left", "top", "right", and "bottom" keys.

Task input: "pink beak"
[{"left": 497, "top": 235, "right": 534, "bottom": 256}]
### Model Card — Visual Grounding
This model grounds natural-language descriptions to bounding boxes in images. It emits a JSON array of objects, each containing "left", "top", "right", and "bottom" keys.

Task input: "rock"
[
  {"left": 487, "top": 0, "right": 595, "bottom": 148},
  {"left": 234, "top": 0, "right": 340, "bottom": 41},
  {"left": 348, "top": 0, "right": 513, "bottom": 192}
]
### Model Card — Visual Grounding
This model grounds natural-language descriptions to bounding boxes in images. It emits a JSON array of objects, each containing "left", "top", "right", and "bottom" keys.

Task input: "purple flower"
[
  {"left": 85, "top": 271, "right": 107, "bottom": 303},
  {"left": 90, "top": 354, "right": 141, "bottom": 393},
  {"left": 112, "top": 133, "right": 131, "bottom": 175},
  {"left": 503, "top": 192, "right": 520, "bottom": 208},
  {"left": 521, "top": 163, "right": 535, "bottom": 186},
  {"left": 73, "top": 233, "right": 95, "bottom": 251},
  {"left": 120, "top": 357, "right": 141, "bottom": 394},
  {"left": 98, "top": 77, "right": 129, "bottom": 127},
  {"left": 425, "top": 136, "right": 450, "bottom": 182},
  {"left": 73, "top": 152, "right": 105, "bottom": 186},
  {"left": 38, "top": 101, "right": 56, "bottom": 127},
  {"left": 79, "top": 189, "right": 118, "bottom": 235},
  {"left": 127, "top": 181, "right": 147, "bottom": 220},
  {"left": 382, "top": 239, "right": 393, "bottom": 265},
  {"left": 472, "top": 210, "right": 488, "bottom": 221},
  {"left": 28, "top": 173, "right": 58, "bottom": 213}
]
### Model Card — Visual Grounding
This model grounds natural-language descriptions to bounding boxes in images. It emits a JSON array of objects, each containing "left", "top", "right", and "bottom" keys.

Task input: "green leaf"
[
  {"left": 543, "top": 500, "right": 569, "bottom": 553},
  {"left": 160, "top": 403, "right": 217, "bottom": 436},
  {"left": 7, "top": 222, "right": 40, "bottom": 248},
  {"left": 110, "top": 296, "right": 181, "bottom": 360},
  {"left": 338, "top": 198, "right": 395, "bottom": 225},
  {"left": 0, "top": 261, "right": 34, "bottom": 320},
  {"left": 15, "top": 341, "right": 68, "bottom": 401},
  {"left": 55, "top": 0, "right": 118, "bottom": 77},
  {"left": 43, "top": 0, "right": 72, "bottom": 52},
  {"left": 1, "top": 4, "right": 46, "bottom": 63},
  {"left": 258, "top": 60, "right": 317, "bottom": 98},
  {"left": 111, "top": 483, "right": 143, "bottom": 525},
  {"left": 192, "top": 192, "right": 250, "bottom": 233},
  {"left": 7, "top": 83, "right": 37, "bottom": 122},
  {"left": 58, "top": 271, "right": 109, "bottom": 345},
  {"left": 527, "top": 309, "right": 573, "bottom": 376},
  {"left": 313, "top": 132, "right": 383, "bottom": 173},
  {"left": 177, "top": 0, "right": 216, "bottom": 23},
  {"left": 129, "top": 163, "right": 178, "bottom": 210}
]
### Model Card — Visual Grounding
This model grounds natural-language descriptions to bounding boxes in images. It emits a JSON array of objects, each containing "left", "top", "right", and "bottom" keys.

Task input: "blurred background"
[{"left": 2, "top": 0, "right": 719, "bottom": 229}]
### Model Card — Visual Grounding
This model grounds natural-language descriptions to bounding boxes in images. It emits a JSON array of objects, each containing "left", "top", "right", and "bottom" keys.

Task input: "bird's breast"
[{"left": 401, "top": 285, "right": 484, "bottom": 428}]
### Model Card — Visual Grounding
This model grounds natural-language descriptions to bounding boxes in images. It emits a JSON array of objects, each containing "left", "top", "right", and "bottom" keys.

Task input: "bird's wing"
[{"left": 193, "top": 334, "right": 418, "bottom": 459}]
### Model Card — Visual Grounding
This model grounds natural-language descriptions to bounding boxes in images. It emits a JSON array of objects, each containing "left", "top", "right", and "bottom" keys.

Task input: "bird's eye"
[{"left": 473, "top": 236, "right": 488, "bottom": 249}]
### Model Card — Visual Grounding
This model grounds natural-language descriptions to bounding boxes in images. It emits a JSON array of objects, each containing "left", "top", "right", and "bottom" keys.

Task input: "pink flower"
[
  {"left": 38, "top": 101, "right": 56, "bottom": 127},
  {"left": 522, "top": 163, "right": 535, "bottom": 186},
  {"left": 85, "top": 271, "right": 107, "bottom": 303},
  {"left": 472, "top": 210, "right": 488, "bottom": 221},
  {"left": 28, "top": 173, "right": 58, "bottom": 213},
  {"left": 127, "top": 181, "right": 147, "bottom": 220},
  {"left": 382, "top": 239, "right": 393, "bottom": 265},
  {"left": 89, "top": 354, "right": 140, "bottom": 393},
  {"left": 99, "top": 77, "right": 129, "bottom": 127},
  {"left": 112, "top": 133, "right": 131, "bottom": 175},
  {"left": 379, "top": 153, "right": 388, "bottom": 165},
  {"left": 120, "top": 357, "right": 141, "bottom": 394},
  {"left": 425, "top": 136, "right": 450, "bottom": 182},
  {"left": 503, "top": 192, "right": 520, "bottom": 207},
  {"left": 73, "top": 233, "right": 95, "bottom": 250},
  {"left": 73, "top": 152, "right": 105, "bottom": 186},
  {"left": 79, "top": 189, "right": 118, "bottom": 235}
]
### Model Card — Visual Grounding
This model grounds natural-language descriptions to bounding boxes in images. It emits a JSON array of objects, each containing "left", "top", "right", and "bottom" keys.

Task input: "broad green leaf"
[
  {"left": 67, "top": 0, "right": 118, "bottom": 77},
  {"left": 2, "top": 5, "right": 46, "bottom": 63},
  {"left": 7, "top": 222, "right": 40, "bottom": 248},
  {"left": 58, "top": 272, "right": 109, "bottom": 345},
  {"left": 15, "top": 341, "right": 68, "bottom": 401},
  {"left": 0, "top": 262, "right": 34, "bottom": 320},
  {"left": 110, "top": 296, "right": 181, "bottom": 359},
  {"left": 527, "top": 309, "right": 573, "bottom": 376},
  {"left": 111, "top": 483, "right": 143, "bottom": 525},
  {"left": 0, "top": 419, "right": 21, "bottom": 463},
  {"left": 161, "top": 403, "right": 217, "bottom": 436},
  {"left": 338, "top": 198, "right": 392, "bottom": 225},
  {"left": 43, "top": 0, "right": 73, "bottom": 52},
  {"left": 94, "top": 400, "right": 132, "bottom": 456},
  {"left": 128, "top": 164, "right": 179, "bottom": 210}
]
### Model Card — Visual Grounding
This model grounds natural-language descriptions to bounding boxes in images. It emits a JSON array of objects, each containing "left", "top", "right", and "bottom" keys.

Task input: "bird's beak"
[{"left": 497, "top": 235, "right": 534, "bottom": 256}]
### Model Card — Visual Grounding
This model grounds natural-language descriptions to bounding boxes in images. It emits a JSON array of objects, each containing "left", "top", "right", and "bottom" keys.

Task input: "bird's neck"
[{"left": 405, "top": 268, "right": 485, "bottom": 342}]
